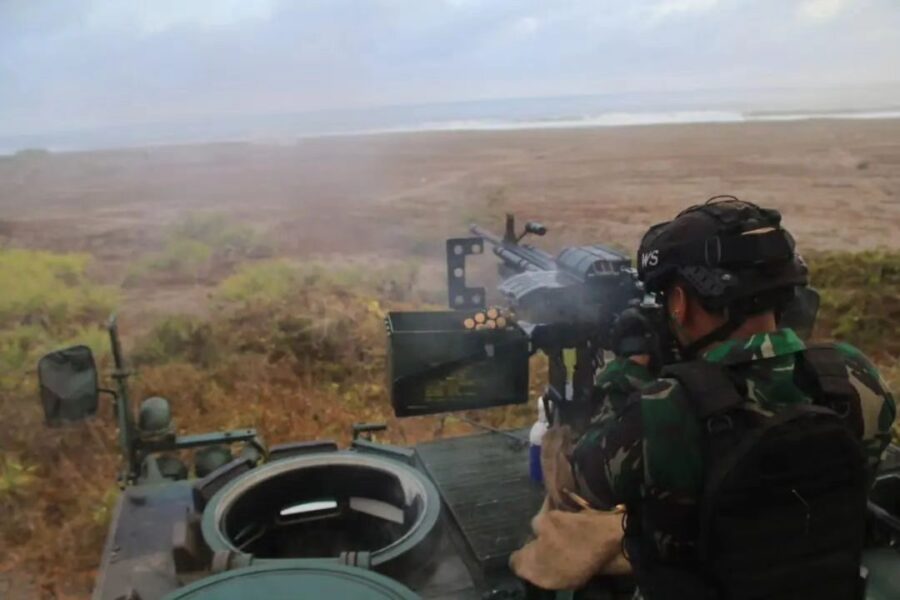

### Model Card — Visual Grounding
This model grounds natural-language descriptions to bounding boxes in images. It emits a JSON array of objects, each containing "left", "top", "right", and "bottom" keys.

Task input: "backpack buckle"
[{"left": 706, "top": 414, "right": 734, "bottom": 434}]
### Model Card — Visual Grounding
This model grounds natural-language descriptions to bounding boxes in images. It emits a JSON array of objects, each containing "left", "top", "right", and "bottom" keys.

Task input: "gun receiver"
[
  {"left": 466, "top": 214, "right": 642, "bottom": 426},
  {"left": 387, "top": 213, "right": 643, "bottom": 429}
]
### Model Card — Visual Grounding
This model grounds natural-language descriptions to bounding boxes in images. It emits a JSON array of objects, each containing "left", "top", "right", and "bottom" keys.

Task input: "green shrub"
[
  {"left": 170, "top": 213, "right": 272, "bottom": 257},
  {"left": 125, "top": 213, "right": 274, "bottom": 286},
  {"left": 811, "top": 251, "right": 900, "bottom": 358},
  {"left": 0, "top": 325, "right": 46, "bottom": 374},
  {"left": 127, "top": 239, "right": 213, "bottom": 284},
  {"left": 0, "top": 249, "right": 117, "bottom": 329},
  {"left": 0, "top": 454, "right": 38, "bottom": 500},
  {"left": 215, "top": 259, "right": 422, "bottom": 307},
  {"left": 215, "top": 259, "right": 302, "bottom": 305},
  {"left": 0, "top": 249, "right": 117, "bottom": 388},
  {"left": 810, "top": 251, "right": 900, "bottom": 288},
  {"left": 132, "top": 315, "right": 218, "bottom": 367}
]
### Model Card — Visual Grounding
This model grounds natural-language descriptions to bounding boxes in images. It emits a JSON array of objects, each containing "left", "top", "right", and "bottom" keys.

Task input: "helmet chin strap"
[{"left": 678, "top": 307, "right": 746, "bottom": 359}]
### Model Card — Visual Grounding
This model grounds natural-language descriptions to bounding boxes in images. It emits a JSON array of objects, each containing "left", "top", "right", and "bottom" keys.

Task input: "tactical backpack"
[{"left": 629, "top": 345, "right": 869, "bottom": 600}]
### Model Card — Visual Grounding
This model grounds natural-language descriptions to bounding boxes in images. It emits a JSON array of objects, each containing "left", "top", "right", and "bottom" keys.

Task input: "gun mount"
[{"left": 32, "top": 217, "right": 900, "bottom": 599}]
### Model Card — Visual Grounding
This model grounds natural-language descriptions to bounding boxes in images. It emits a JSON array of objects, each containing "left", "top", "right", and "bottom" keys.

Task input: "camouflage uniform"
[
  {"left": 572, "top": 328, "right": 896, "bottom": 560},
  {"left": 589, "top": 358, "right": 655, "bottom": 421}
]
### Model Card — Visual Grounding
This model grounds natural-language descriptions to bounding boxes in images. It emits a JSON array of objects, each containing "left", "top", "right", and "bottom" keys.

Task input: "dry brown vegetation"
[{"left": 1, "top": 120, "right": 900, "bottom": 597}]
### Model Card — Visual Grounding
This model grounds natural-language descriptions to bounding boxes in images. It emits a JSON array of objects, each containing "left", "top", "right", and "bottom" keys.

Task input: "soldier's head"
[{"left": 637, "top": 196, "right": 808, "bottom": 356}]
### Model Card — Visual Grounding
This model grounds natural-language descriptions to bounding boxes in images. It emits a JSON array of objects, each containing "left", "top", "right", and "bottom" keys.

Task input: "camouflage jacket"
[{"left": 572, "top": 329, "right": 896, "bottom": 529}]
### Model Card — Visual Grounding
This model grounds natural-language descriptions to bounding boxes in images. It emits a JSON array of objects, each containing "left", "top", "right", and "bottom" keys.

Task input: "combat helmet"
[{"left": 636, "top": 195, "right": 809, "bottom": 354}]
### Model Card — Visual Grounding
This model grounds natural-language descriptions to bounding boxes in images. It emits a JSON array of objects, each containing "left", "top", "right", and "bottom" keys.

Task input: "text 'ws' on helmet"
[{"left": 636, "top": 196, "right": 808, "bottom": 315}]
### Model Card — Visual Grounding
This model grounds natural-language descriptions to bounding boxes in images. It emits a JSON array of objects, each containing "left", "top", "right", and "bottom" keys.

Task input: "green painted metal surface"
[
  {"left": 162, "top": 562, "right": 421, "bottom": 600},
  {"left": 863, "top": 548, "right": 900, "bottom": 600},
  {"left": 385, "top": 311, "right": 529, "bottom": 417}
]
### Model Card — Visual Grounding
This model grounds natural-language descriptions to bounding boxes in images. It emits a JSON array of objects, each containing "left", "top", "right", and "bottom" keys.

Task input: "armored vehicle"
[{"left": 37, "top": 217, "right": 900, "bottom": 599}]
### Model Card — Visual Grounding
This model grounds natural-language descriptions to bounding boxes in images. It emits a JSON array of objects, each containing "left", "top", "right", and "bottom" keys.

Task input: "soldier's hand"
[
  {"left": 612, "top": 307, "right": 659, "bottom": 361},
  {"left": 629, "top": 354, "right": 651, "bottom": 367}
]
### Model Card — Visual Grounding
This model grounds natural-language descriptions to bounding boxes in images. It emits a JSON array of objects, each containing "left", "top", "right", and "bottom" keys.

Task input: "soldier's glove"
[
  {"left": 510, "top": 499, "right": 631, "bottom": 589},
  {"left": 540, "top": 425, "right": 581, "bottom": 512},
  {"left": 515, "top": 426, "right": 633, "bottom": 588}
]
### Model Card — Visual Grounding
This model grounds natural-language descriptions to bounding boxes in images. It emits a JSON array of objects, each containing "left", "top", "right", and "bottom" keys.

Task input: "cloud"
[
  {"left": 511, "top": 16, "right": 540, "bottom": 36},
  {"left": 648, "top": 0, "right": 720, "bottom": 21},
  {"left": 796, "top": 0, "right": 849, "bottom": 23},
  {"left": 442, "top": 0, "right": 485, "bottom": 8},
  {"left": 86, "top": 0, "right": 279, "bottom": 35}
]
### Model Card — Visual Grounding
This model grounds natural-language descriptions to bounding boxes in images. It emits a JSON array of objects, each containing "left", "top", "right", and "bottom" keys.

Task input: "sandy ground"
[{"left": 1, "top": 117, "right": 899, "bottom": 322}]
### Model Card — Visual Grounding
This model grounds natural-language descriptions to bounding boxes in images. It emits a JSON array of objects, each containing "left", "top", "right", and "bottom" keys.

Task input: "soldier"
[{"left": 569, "top": 197, "right": 895, "bottom": 599}]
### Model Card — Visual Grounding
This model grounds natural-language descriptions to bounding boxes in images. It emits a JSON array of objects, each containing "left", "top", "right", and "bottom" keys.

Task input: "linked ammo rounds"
[{"left": 463, "top": 307, "right": 511, "bottom": 331}]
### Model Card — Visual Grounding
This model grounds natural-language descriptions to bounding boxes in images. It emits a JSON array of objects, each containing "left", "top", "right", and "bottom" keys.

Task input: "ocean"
[{"left": 2, "top": 88, "right": 899, "bottom": 155}]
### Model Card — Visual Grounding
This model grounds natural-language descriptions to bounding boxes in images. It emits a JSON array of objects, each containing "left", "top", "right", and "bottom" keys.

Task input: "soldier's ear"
[{"left": 667, "top": 285, "right": 688, "bottom": 328}]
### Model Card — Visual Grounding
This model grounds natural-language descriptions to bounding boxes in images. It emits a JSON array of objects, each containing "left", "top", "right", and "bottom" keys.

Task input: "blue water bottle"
[{"left": 529, "top": 396, "right": 549, "bottom": 484}]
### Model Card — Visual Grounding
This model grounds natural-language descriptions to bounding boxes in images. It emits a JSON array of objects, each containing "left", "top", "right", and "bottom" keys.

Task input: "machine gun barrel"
[
  {"left": 469, "top": 223, "right": 556, "bottom": 272},
  {"left": 468, "top": 224, "right": 503, "bottom": 246}
]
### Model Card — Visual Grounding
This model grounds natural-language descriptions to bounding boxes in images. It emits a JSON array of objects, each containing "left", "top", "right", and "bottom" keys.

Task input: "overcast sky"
[{"left": 2, "top": 0, "right": 899, "bottom": 136}]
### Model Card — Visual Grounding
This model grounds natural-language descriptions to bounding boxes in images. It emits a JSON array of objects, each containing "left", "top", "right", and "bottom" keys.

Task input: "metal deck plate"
[
  {"left": 415, "top": 430, "right": 544, "bottom": 572},
  {"left": 95, "top": 482, "right": 196, "bottom": 600}
]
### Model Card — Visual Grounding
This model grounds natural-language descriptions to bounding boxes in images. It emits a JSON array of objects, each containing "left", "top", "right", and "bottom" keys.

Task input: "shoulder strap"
[
  {"left": 661, "top": 360, "right": 744, "bottom": 419},
  {"left": 794, "top": 344, "right": 864, "bottom": 437}
]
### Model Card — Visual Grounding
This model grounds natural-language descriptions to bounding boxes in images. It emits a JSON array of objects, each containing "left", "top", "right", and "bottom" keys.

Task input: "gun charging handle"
[
  {"left": 352, "top": 422, "right": 387, "bottom": 441},
  {"left": 504, "top": 212, "right": 547, "bottom": 243}
]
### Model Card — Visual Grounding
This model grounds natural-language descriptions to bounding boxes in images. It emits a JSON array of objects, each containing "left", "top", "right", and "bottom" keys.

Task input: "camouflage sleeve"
[
  {"left": 835, "top": 343, "right": 897, "bottom": 473},
  {"left": 591, "top": 357, "right": 655, "bottom": 421},
  {"left": 573, "top": 377, "right": 705, "bottom": 511},
  {"left": 571, "top": 397, "right": 644, "bottom": 510}
]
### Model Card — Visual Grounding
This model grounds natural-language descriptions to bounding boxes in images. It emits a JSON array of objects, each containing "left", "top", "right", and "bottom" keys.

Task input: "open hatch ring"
[{"left": 200, "top": 452, "right": 442, "bottom": 576}]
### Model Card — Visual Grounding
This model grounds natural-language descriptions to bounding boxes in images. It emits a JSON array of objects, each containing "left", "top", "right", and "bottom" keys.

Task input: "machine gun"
[{"left": 387, "top": 213, "right": 643, "bottom": 428}]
